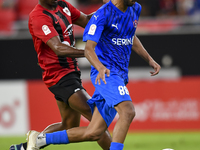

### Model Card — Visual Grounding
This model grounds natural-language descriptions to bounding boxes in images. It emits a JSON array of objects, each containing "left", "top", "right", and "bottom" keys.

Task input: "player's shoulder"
[
  {"left": 29, "top": 4, "right": 53, "bottom": 24},
  {"left": 131, "top": 2, "right": 142, "bottom": 12},
  {"left": 135, "top": 2, "right": 142, "bottom": 10},
  {"left": 129, "top": 2, "right": 142, "bottom": 15},
  {"left": 95, "top": 3, "right": 107, "bottom": 14},
  {"left": 94, "top": 1, "right": 112, "bottom": 18},
  {"left": 29, "top": 4, "right": 45, "bottom": 18}
]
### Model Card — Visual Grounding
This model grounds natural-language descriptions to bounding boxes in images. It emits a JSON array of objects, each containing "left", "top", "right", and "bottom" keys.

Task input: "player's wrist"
[{"left": 97, "top": 65, "right": 106, "bottom": 72}]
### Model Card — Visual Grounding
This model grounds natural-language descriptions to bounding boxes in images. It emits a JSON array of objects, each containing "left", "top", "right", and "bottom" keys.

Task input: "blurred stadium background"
[{"left": 0, "top": 0, "right": 200, "bottom": 149}]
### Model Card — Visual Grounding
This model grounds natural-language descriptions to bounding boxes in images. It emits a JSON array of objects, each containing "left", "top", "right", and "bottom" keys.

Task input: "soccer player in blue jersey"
[{"left": 26, "top": 0, "right": 161, "bottom": 150}]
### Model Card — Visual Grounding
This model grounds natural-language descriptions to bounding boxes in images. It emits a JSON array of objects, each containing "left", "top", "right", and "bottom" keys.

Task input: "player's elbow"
[
  {"left": 53, "top": 45, "right": 70, "bottom": 57},
  {"left": 53, "top": 46, "right": 63, "bottom": 56},
  {"left": 84, "top": 49, "right": 90, "bottom": 59}
]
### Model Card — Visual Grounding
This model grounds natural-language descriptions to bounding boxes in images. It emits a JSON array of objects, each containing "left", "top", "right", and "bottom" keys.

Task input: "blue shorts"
[{"left": 87, "top": 74, "right": 132, "bottom": 127}]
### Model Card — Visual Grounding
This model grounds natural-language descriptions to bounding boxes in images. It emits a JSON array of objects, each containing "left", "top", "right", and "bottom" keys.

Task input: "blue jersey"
[{"left": 83, "top": 1, "right": 142, "bottom": 84}]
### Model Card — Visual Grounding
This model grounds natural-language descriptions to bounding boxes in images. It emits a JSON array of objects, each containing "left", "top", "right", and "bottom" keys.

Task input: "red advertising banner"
[
  {"left": 27, "top": 80, "right": 60, "bottom": 131},
  {"left": 28, "top": 77, "right": 200, "bottom": 132}
]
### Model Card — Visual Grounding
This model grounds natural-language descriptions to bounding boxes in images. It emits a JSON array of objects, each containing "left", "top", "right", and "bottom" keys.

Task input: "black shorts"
[{"left": 48, "top": 71, "right": 85, "bottom": 105}]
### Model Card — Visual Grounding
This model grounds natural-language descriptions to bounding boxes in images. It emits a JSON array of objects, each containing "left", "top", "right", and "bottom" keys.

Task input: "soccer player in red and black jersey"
[{"left": 9, "top": 0, "right": 111, "bottom": 150}]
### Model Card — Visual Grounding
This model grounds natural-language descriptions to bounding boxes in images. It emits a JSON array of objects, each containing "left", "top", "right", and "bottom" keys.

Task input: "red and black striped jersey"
[{"left": 28, "top": 0, "right": 81, "bottom": 87}]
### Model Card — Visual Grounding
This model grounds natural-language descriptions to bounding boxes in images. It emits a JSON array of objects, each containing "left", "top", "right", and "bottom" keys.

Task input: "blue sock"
[
  {"left": 110, "top": 142, "right": 124, "bottom": 150},
  {"left": 46, "top": 130, "right": 69, "bottom": 145}
]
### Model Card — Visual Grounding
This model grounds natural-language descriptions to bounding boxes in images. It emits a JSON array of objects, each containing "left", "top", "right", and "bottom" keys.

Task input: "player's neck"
[
  {"left": 111, "top": 0, "right": 128, "bottom": 12},
  {"left": 39, "top": 1, "right": 57, "bottom": 10}
]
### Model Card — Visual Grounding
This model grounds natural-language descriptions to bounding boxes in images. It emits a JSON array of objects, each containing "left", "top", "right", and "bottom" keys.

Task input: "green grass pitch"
[{"left": 1, "top": 131, "right": 200, "bottom": 150}]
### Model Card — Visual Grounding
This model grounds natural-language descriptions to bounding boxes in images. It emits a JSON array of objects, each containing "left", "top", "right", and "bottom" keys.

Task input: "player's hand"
[
  {"left": 95, "top": 66, "right": 110, "bottom": 85},
  {"left": 149, "top": 60, "right": 161, "bottom": 76}
]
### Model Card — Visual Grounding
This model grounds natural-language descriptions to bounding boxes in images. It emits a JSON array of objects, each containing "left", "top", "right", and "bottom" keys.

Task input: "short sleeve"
[
  {"left": 136, "top": 2, "right": 142, "bottom": 18},
  {"left": 138, "top": 4, "right": 142, "bottom": 17},
  {"left": 30, "top": 15, "right": 58, "bottom": 43},
  {"left": 83, "top": 11, "right": 106, "bottom": 43},
  {"left": 66, "top": 2, "right": 81, "bottom": 23}
]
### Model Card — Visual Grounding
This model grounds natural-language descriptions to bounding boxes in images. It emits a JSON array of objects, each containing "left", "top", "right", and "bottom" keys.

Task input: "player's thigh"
[
  {"left": 86, "top": 106, "right": 107, "bottom": 135},
  {"left": 68, "top": 89, "right": 92, "bottom": 121},
  {"left": 92, "top": 74, "right": 132, "bottom": 107},
  {"left": 56, "top": 100, "right": 81, "bottom": 127}
]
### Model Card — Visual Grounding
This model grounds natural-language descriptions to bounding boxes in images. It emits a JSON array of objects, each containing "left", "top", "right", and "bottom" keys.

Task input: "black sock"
[{"left": 22, "top": 142, "right": 27, "bottom": 150}]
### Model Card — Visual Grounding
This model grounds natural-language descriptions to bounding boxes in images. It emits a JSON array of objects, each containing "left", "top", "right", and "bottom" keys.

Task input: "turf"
[{"left": 1, "top": 131, "right": 200, "bottom": 150}]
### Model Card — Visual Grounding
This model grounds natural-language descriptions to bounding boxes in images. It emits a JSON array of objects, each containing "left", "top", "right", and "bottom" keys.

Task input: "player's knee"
[
  {"left": 127, "top": 108, "right": 135, "bottom": 122},
  {"left": 132, "top": 109, "right": 136, "bottom": 119},
  {"left": 121, "top": 107, "right": 135, "bottom": 123},
  {"left": 61, "top": 117, "right": 80, "bottom": 129}
]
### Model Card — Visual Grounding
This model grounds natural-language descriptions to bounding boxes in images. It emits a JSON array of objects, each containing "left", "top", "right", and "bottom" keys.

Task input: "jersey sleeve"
[
  {"left": 136, "top": 2, "right": 142, "bottom": 18},
  {"left": 30, "top": 14, "right": 58, "bottom": 44},
  {"left": 66, "top": 2, "right": 81, "bottom": 23},
  {"left": 83, "top": 11, "right": 106, "bottom": 43}
]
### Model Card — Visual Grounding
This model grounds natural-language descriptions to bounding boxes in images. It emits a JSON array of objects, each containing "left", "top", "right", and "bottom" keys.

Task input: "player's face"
[
  {"left": 124, "top": 0, "right": 136, "bottom": 6},
  {"left": 51, "top": 0, "right": 58, "bottom": 7}
]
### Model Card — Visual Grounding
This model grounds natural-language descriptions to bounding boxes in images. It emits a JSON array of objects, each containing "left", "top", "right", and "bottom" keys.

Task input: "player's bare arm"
[
  {"left": 47, "top": 36, "right": 85, "bottom": 58},
  {"left": 85, "top": 40, "right": 110, "bottom": 85},
  {"left": 132, "top": 35, "right": 161, "bottom": 76}
]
